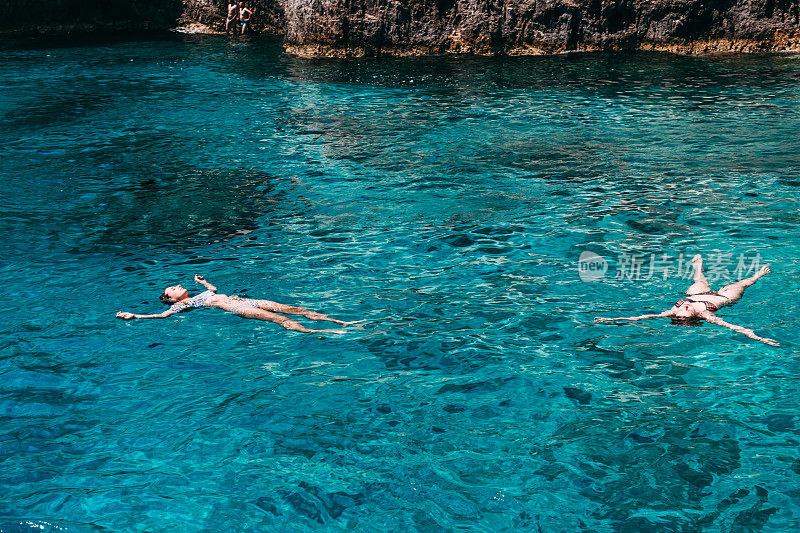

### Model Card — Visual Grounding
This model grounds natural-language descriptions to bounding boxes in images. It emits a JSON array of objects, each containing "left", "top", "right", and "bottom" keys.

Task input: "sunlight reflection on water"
[{"left": 1, "top": 35, "right": 800, "bottom": 531}]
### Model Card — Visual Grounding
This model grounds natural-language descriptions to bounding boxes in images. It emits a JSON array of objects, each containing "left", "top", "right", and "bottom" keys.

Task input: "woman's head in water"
[
  {"left": 671, "top": 316, "right": 702, "bottom": 326},
  {"left": 160, "top": 285, "right": 189, "bottom": 304},
  {"left": 671, "top": 301, "right": 702, "bottom": 325},
  {"left": 673, "top": 301, "right": 698, "bottom": 318}
]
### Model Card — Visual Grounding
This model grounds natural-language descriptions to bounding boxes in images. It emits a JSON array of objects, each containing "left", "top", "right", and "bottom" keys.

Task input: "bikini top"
[
  {"left": 674, "top": 298, "right": 718, "bottom": 313},
  {"left": 170, "top": 290, "right": 216, "bottom": 313}
]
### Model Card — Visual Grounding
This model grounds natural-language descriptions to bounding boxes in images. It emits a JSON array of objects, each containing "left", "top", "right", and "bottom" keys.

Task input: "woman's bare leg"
[
  {"left": 255, "top": 300, "right": 363, "bottom": 326},
  {"left": 235, "top": 308, "right": 346, "bottom": 334},
  {"left": 717, "top": 266, "right": 771, "bottom": 302},
  {"left": 686, "top": 254, "right": 712, "bottom": 295}
]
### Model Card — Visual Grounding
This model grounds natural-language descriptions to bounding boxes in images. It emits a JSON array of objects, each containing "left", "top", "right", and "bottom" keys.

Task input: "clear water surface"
[{"left": 1, "top": 34, "right": 800, "bottom": 531}]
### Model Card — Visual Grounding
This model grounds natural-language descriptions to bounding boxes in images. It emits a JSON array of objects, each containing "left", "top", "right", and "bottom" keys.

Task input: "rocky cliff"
[
  {"left": 2, "top": 0, "right": 799, "bottom": 56},
  {"left": 178, "top": 0, "right": 285, "bottom": 34},
  {"left": 175, "top": 0, "right": 800, "bottom": 56},
  {"left": 279, "top": 0, "right": 800, "bottom": 56}
]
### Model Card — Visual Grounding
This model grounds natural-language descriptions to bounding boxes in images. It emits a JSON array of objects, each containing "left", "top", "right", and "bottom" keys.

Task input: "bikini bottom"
[{"left": 230, "top": 299, "right": 260, "bottom": 313}]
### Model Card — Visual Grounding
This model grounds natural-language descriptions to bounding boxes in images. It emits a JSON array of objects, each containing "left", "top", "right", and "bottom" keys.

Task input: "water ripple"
[{"left": 1, "top": 36, "right": 800, "bottom": 531}]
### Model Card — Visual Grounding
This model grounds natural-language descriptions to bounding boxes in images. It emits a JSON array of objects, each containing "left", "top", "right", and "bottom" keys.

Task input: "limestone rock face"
[
  {"left": 279, "top": 0, "right": 800, "bottom": 56},
  {"left": 2, "top": 0, "right": 799, "bottom": 56}
]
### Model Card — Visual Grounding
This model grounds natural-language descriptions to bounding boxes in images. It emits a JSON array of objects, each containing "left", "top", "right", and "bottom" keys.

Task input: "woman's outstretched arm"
[
  {"left": 116, "top": 310, "right": 177, "bottom": 320},
  {"left": 703, "top": 315, "right": 780, "bottom": 346},
  {"left": 594, "top": 310, "right": 672, "bottom": 323},
  {"left": 195, "top": 274, "right": 217, "bottom": 292}
]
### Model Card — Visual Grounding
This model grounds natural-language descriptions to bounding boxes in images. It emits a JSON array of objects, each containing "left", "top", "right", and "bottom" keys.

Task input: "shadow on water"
[
  {"left": 2, "top": 76, "right": 189, "bottom": 130},
  {"left": 274, "top": 51, "right": 800, "bottom": 93},
  {"left": 0, "top": 32, "right": 182, "bottom": 51}
]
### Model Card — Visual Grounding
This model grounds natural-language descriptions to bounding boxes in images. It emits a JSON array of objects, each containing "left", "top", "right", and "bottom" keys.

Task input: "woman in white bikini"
[
  {"left": 594, "top": 255, "right": 779, "bottom": 346},
  {"left": 116, "top": 274, "right": 362, "bottom": 334}
]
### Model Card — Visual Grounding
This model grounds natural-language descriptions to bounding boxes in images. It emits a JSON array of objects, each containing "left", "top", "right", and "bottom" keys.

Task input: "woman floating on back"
[
  {"left": 595, "top": 254, "right": 779, "bottom": 346},
  {"left": 116, "top": 274, "right": 362, "bottom": 334}
]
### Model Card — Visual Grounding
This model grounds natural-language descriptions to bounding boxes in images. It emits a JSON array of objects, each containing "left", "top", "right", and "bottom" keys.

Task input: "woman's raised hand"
[{"left": 195, "top": 274, "right": 216, "bottom": 291}]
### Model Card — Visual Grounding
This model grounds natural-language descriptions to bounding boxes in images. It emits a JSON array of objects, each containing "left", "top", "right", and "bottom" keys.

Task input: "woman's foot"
[
  {"left": 342, "top": 320, "right": 366, "bottom": 327},
  {"left": 757, "top": 265, "right": 771, "bottom": 277},
  {"left": 691, "top": 254, "right": 703, "bottom": 268}
]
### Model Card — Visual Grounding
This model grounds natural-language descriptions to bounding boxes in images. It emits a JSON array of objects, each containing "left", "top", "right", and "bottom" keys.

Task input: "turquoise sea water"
[{"left": 1, "top": 34, "right": 800, "bottom": 531}]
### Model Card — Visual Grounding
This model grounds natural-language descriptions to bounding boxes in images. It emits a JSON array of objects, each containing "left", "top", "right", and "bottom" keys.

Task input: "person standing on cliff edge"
[
  {"left": 239, "top": 4, "right": 254, "bottom": 34},
  {"left": 226, "top": 2, "right": 238, "bottom": 32}
]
